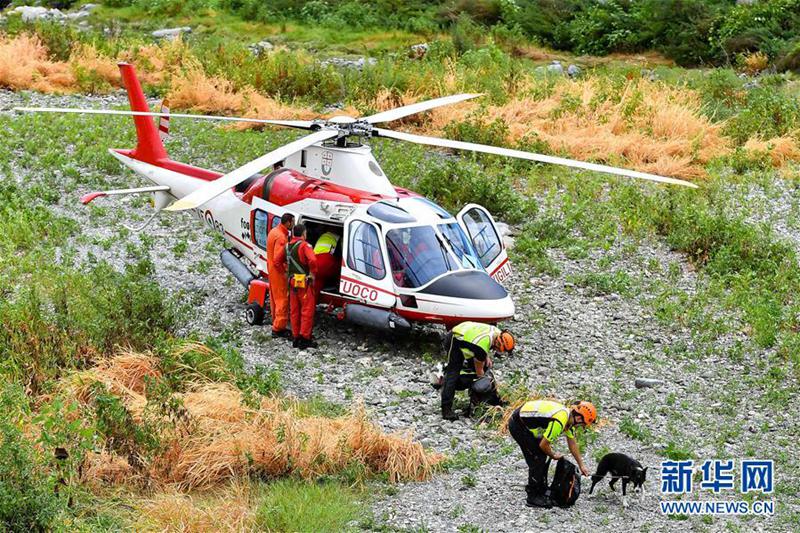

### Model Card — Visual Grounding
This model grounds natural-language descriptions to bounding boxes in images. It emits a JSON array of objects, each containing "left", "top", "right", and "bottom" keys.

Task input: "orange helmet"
[
  {"left": 494, "top": 330, "right": 515, "bottom": 353},
  {"left": 572, "top": 401, "right": 597, "bottom": 426}
]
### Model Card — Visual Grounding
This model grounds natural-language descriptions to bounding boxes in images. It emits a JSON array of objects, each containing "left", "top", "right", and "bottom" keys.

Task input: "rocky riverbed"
[{"left": 2, "top": 90, "right": 797, "bottom": 532}]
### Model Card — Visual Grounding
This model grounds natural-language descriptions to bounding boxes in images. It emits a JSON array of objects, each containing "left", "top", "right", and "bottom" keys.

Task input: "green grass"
[{"left": 255, "top": 479, "right": 365, "bottom": 533}]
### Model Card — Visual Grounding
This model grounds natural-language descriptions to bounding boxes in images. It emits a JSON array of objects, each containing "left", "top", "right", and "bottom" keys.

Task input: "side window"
[
  {"left": 462, "top": 208, "right": 502, "bottom": 268},
  {"left": 347, "top": 221, "right": 385, "bottom": 280},
  {"left": 271, "top": 215, "right": 281, "bottom": 230},
  {"left": 253, "top": 209, "right": 268, "bottom": 249}
]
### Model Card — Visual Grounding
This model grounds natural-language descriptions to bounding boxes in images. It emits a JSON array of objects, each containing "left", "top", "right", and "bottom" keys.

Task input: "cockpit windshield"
[
  {"left": 438, "top": 223, "right": 482, "bottom": 270},
  {"left": 386, "top": 226, "right": 459, "bottom": 288}
]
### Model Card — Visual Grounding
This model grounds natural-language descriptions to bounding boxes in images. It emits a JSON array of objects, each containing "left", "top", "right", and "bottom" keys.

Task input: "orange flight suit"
[
  {"left": 288, "top": 236, "right": 318, "bottom": 340},
  {"left": 267, "top": 223, "right": 290, "bottom": 333}
]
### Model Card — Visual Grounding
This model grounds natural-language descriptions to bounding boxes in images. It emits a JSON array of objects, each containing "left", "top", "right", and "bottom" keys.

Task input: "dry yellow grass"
[
  {"left": 60, "top": 347, "right": 443, "bottom": 492},
  {"left": 167, "top": 63, "right": 316, "bottom": 123},
  {"left": 0, "top": 34, "right": 75, "bottom": 92},
  {"left": 420, "top": 77, "right": 729, "bottom": 178},
  {"left": 743, "top": 135, "right": 800, "bottom": 167},
  {"left": 138, "top": 483, "right": 257, "bottom": 532},
  {"left": 742, "top": 51, "right": 769, "bottom": 75}
]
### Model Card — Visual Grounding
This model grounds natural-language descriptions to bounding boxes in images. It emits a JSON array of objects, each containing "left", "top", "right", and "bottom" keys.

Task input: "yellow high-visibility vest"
[
  {"left": 519, "top": 400, "right": 575, "bottom": 441},
  {"left": 313, "top": 232, "right": 339, "bottom": 255}
]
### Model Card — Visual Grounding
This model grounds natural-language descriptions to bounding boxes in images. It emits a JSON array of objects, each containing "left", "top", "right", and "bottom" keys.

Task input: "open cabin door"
[
  {"left": 456, "top": 204, "right": 512, "bottom": 285},
  {"left": 339, "top": 216, "right": 397, "bottom": 308},
  {"left": 250, "top": 196, "right": 297, "bottom": 275}
]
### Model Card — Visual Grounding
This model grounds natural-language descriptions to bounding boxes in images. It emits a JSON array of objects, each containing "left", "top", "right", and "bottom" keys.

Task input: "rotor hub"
[{"left": 314, "top": 118, "right": 374, "bottom": 140}]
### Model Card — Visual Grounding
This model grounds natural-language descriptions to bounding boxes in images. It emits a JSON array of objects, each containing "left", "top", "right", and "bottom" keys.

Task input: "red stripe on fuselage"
[
  {"left": 225, "top": 230, "right": 254, "bottom": 251},
  {"left": 490, "top": 257, "right": 509, "bottom": 276}
]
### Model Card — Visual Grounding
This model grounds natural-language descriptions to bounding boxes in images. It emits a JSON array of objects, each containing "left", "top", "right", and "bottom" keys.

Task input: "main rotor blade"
[
  {"left": 167, "top": 129, "right": 338, "bottom": 212},
  {"left": 362, "top": 93, "right": 482, "bottom": 124},
  {"left": 14, "top": 107, "right": 315, "bottom": 129},
  {"left": 375, "top": 128, "right": 698, "bottom": 188}
]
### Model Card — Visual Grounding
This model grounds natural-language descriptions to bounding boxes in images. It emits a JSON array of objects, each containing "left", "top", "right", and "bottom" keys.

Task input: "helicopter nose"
[
  {"left": 421, "top": 270, "right": 508, "bottom": 300},
  {"left": 419, "top": 270, "right": 516, "bottom": 319}
]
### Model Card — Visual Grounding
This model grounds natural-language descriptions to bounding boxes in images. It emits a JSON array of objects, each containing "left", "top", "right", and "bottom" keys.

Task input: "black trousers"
[
  {"left": 508, "top": 408, "right": 549, "bottom": 496},
  {"left": 441, "top": 333, "right": 502, "bottom": 411}
]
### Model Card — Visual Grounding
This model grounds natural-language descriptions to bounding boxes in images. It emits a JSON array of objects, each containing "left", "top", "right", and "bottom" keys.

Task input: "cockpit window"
[
  {"left": 386, "top": 226, "right": 458, "bottom": 288},
  {"left": 438, "top": 223, "right": 482, "bottom": 270},
  {"left": 461, "top": 207, "right": 502, "bottom": 268},
  {"left": 347, "top": 221, "right": 386, "bottom": 280}
]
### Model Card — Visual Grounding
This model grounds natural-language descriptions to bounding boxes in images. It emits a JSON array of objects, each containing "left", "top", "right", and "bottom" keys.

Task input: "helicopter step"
[{"left": 345, "top": 304, "right": 411, "bottom": 334}]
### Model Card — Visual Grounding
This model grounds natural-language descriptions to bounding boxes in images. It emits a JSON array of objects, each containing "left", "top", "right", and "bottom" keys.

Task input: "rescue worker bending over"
[
  {"left": 287, "top": 223, "right": 318, "bottom": 349},
  {"left": 507, "top": 399, "right": 596, "bottom": 508},
  {"left": 267, "top": 213, "right": 294, "bottom": 340},
  {"left": 313, "top": 231, "right": 340, "bottom": 300},
  {"left": 441, "top": 321, "right": 515, "bottom": 421}
]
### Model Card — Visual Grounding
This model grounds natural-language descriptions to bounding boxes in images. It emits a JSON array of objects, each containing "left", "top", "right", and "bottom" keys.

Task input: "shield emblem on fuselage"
[{"left": 321, "top": 150, "right": 333, "bottom": 177}]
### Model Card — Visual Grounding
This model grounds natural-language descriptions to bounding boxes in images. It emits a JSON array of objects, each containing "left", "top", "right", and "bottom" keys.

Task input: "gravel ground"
[{"left": 2, "top": 91, "right": 797, "bottom": 532}]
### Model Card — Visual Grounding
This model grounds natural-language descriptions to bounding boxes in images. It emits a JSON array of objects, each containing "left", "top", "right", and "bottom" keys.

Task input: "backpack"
[{"left": 549, "top": 458, "right": 581, "bottom": 508}]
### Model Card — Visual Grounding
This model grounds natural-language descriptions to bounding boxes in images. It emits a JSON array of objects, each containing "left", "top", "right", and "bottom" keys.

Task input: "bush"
[
  {"left": 637, "top": 0, "right": 726, "bottom": 66},
  {"left": 410, "top": 159, "right": 526, "bottom": 223},
  {"left": 724, "top": 87, "right": 800, "bottom": 144},
  {"left": 0, "top": 384, "right": 64, "bottom": 532},
  {"left": 714, "top": 0, "right": 800, "bottom": 59},
  {"left": 567, "top": 1, "right": 638, "bottom": 56},
  {"left": 450, "top": 13, "right": 485, "bottom": 55}
]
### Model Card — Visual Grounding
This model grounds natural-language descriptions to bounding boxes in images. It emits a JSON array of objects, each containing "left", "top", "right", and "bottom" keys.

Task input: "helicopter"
[{"left": 17, "top": 63, "right": 696, "bottom": 334}]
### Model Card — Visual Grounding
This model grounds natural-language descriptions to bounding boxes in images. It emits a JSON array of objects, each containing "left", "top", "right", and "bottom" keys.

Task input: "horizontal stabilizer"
[{"left": 80, "top": 185, "right": 171, "bottom": 205}]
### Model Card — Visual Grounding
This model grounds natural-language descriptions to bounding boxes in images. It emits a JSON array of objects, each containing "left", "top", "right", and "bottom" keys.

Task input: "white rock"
[
  {"left": 13, "top": 6, "right": 64, "bottom": 22},
  {"left": 152, "top": 27, "right": 192, "bottom": 39},
  {"left": 248, "top": 40, "right": 274, "bottom": 56}
]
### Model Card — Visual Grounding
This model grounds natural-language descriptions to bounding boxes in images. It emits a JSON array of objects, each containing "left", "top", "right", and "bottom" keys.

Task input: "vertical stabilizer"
[{"left": 118, "top": 62, "right": 168, "bottom": 163}]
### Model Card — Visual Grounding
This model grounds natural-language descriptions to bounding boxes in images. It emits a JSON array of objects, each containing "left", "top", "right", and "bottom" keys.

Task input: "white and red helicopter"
[{"left": 17, "top": 63, "right": 695, "bottom": 334}]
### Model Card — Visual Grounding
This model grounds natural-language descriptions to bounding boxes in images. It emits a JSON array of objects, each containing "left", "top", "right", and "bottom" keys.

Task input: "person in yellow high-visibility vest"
[
  {"left": 313, "top": 231, "right": 340, "bottom": 300},
  {"left": 440, "top": 321, "right": 515, "bottom": 420},
  {"left": 507, "top": 399, "right": 596, "bottom": 508}
]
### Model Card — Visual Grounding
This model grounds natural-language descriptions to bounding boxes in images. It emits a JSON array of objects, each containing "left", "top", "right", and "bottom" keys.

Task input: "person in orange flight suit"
[
  {"left": 287, "top": 223, "right": 319, "bottom": 349},
  {"left": 267, "top": 213, "right": 294, "bottom": 340}
]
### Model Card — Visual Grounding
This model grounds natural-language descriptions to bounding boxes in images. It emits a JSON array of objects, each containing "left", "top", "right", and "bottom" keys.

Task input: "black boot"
[
  {"left": 272, "top": 329, "right": 292, "bottom": 340},
  {"left": 526, "top": 493, "right": 553, "bottom": 508},
  {"left": 299, "top": 337, "right": 318, "bottom": 349},
  {"left": 442, "top": 407, "right": 458, "bottom": 421},
  {"left": 292, "top": 337, "right": 300, "bottom": 348}
]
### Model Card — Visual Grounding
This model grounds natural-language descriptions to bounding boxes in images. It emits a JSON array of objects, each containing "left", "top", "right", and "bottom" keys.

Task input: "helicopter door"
[
  {"left": 340, "top": 218, "right": 396, "bottom": 308},
  {"left": 456, "top": 204, "right": 512, "bottom": 285},
  {"left": 250, "top": 196, "right": 296, "bottom": 274}
]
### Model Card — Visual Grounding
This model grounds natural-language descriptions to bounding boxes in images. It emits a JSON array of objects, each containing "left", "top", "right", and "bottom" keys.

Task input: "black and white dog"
[{"left": 589, "top": 453, "right": 648, "bottom": 506}]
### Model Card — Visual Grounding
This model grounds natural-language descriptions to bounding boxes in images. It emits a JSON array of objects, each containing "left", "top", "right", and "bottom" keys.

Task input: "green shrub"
[
  {"left": 714, "top": 0, "right": 800, "bottom": 59},
  {"left": 404, "top": 159, "right": 526, "bottom": 223},
  {"left": 0, "top": 384, "right": 65, "bottom": 532},
  {"left": 567, "top": 1, "right": 637, "bottom": 56},
  {"left": 724, "top": 87, "right": 800, "bottom": 145},
  {"left": 451, "top": 13, "right": 485, "bottom": 55}
]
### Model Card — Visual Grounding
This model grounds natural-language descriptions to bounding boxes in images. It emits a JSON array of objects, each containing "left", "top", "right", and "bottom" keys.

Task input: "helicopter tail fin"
[{"left": 118, "top": 62, "right": 168, "bottom": 163}]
